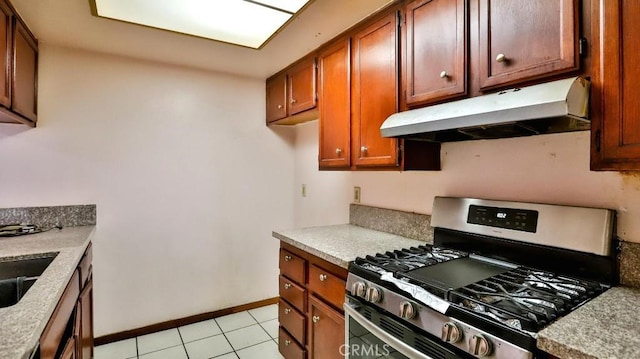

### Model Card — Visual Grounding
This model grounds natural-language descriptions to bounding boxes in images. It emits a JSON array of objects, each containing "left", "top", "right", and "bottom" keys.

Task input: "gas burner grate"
[
  {"left": 451, "top": 266, "right": 606, "bottom": 332},
  {"left": 359, "top": 245, "right": 468, "bottom": 273}
]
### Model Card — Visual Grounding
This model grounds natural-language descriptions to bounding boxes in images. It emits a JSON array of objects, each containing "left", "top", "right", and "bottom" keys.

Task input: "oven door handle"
[{"left": 344, "top": 303, "right": 435, "bottom": 359}]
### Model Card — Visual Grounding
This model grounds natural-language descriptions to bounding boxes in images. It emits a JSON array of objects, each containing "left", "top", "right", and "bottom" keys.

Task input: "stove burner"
[
  {"left": 452, "top": 266, "right": 604, "bottom": 332},
  {"left": 360, "top": 245, "right": 468, "bottom": 272}
]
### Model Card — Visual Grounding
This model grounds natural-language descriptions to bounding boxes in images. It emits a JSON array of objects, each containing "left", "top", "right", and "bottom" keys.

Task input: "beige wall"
[
  {"left": 0, "top": 44, "right": 296, "bottom": 336},
  {"left": 293, "top": 121, "right": 640, "bottom": 243}
]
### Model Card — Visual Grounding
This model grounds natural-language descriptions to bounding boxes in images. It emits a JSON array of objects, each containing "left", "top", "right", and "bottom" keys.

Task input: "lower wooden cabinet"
[
  {"left": 39, "top": 244, "right": 93, "bottom": 359},
  {"left": 40, "top": 270, "right": 80, "bottom": 359},
  {"left": 60, "top": 336, "right": 76, "bottom": 359},
  {"left": 278, "top": 242, "right": 348, "bottom": 359},
  {"left": 77, "top": 278, "right": 94, "bottom": 359},
  {"left": 308, "top": 296, "right": 345, "bottom": 359}
]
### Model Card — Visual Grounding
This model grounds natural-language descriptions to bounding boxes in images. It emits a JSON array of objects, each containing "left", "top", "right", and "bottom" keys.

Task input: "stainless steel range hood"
[{"left": 380, "top": 77, "right": 590, "bottom": 142}]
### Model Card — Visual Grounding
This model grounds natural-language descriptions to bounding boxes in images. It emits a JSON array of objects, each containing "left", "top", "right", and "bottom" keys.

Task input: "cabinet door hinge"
[
  {"left": 397, "top": 12, "right": 403, "bottom": 27},
  {"left": 397, "top": 143, "right": 403, "bottom": 166},
  {"left": 579, "top": 37, "right": 588, "bottom": 57},
  {"left": 595, "top": 130, "right": 601, "bottom": 152}
]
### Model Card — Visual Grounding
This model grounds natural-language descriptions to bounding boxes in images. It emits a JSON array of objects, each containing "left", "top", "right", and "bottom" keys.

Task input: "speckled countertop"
[
  {"left": 273, "top": 224, "right": 425, "bottom": 269},
  {"left": 0, "top": 226, "right": 95, "bottom": 359},
  {"left": 538, "top": 286, "right": 640, "bottom": 359}
]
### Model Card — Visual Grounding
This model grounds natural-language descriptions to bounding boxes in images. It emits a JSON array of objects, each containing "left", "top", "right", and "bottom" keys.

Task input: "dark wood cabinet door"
[
  {"left": 308, "top": 296, "right": 344, "bottom": 359},
  {"left": 0, "top": 0, "right": 11, "bottom": 108},
  {"left": 591, "top": 0, "right": 640, "bottom": 170},
  {"left": 478, "top": 0, "right": 578, "bottom": 90},
  {"left": 77, "top": 279, "right": 94, "bottom": 359},
  {"left": 351, "top": 11, "right": 399, "bottom": 167},
  {"left": 404, "top": 0, "right": 466, "bottom": 107},
  {"left": 12, "top": 18, "right": 37, "bottom": 122},
  {"left": 288, "top": 58, "right": 316, "bottom": 116},
  {"left": 266, "top": 72, "right": 287, "bottom": 123},
  {"left": 60, "top": 336, "right": 76, "bottom": 359},
  {"left": 318, "top": 38, "right": 351, "bottom": 169},
  {"left": 41, "top": 270, "right": 80, "bottom": 359}
]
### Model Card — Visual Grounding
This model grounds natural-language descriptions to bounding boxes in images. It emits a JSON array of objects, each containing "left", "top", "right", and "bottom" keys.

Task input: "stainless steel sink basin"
[{"left": 0, "top": 254, "right": 57, "bottom": 308}]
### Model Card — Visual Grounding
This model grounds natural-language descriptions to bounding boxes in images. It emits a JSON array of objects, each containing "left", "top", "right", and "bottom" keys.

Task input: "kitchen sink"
[{"left": 0, "top": 254, "right": 57, "bottom": 308}]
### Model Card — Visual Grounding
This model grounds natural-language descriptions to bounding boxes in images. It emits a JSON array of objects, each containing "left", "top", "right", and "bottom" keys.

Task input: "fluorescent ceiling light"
[{"left": 92, "top": 0, "right": 312, "bottom": 49}]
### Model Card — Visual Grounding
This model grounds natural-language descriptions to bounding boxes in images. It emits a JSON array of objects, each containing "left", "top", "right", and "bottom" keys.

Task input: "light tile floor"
[{"left": 95, "top": 304, "right": 283, "bottom": 359}]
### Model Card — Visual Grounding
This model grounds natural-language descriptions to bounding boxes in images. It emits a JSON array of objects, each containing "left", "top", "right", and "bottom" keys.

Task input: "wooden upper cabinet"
[
  {"left": 351, "top": 11, "right": 399, "bottom": 167},
  {"left": 266, "top": 57, "right": 317, "bottom": 125},
  {"left": 12, "top": 18, "right": 37, "bottom": 123},
  {"left": 478, "top": 0, "right": 579, "bottom": 90},
  {"left": 590, "top": 0, "right": 640, "bottom": 170},
  {"left": 288, "top": 57, "right": 316, "bottom": 116},
  {"left": 318, "top": 38, "right": 351, "bottom": 169},
  {"left": 266, "top": 72, "right": 287, "bottom": 123},
  {"left": 404, "top": 0, "right": 466, "bottom": 107},
  {"left": 0, "top": 1, "right": 11, "bottom": 109}
]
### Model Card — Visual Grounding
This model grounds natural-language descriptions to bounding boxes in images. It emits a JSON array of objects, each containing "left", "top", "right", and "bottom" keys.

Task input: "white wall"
[
  {"left": 292, "top": 121, "right": 352, "bottom": 227},
  {"left": 0, "top": 44, "right": 295, "bottom": 336},
  {"left": 293, "top": 121, "right": 640, "bottom": 243}
]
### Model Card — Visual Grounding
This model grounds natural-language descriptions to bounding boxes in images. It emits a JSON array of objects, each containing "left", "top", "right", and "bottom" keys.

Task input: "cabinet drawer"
[
  {"left": 279, "top": 249, "right": 306, "bottom": 285},
  {"left": 278, "top": 298, "right": 305, "bottom": 345},
  {"left": 279, "top": 275, "right": 306, "bottom": 312},
  {"left": 279, "top": 327, "right": 306, "bottom": 359},
  {"left": 308, "top": 265, "right": 346, "bottom": 310}
]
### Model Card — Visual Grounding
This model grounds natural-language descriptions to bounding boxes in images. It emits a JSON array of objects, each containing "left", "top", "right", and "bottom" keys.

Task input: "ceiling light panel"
[
  {"left": 93, "top": 0, "right": 310, "bottom": 49},
  {"left": 249, "top": 0, "right": 310, "bottom": 13}
]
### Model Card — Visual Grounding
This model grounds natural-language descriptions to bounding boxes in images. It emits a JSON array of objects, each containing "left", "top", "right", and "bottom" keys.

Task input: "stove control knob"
[
  {"left": 351, "top": 282, "right": 367, "bottom": 297},
  {"left": 399, "top": 301, "right": 416, "bottom": 320},
  {"left": 468, "top": 334, "right": 493, "bottom": 357},
  {"left": 364, "top": 287, "right": 383, "bottom": 303},
  {"left": 441, "top": 322, "right": 463, "bottom": 343}
]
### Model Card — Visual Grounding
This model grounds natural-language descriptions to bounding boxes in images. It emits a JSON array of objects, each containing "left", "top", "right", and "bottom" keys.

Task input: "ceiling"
[{"left": 12, "top": 0, "right": 394, "bottom": 79}]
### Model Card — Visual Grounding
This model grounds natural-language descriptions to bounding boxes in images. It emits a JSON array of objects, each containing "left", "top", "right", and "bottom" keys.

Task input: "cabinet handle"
[
  {"left": 277, "top": 104, "right": 283, "bottom": 109},
  {"left": 439, "top": 71, "right": 448, "bottom": 79},
  {"left": 335, "top": 148, "right": 342, "bottom": 155},
  {"left": 284, "top": 283, "right": 292, "bottom": 289},
  {"left": 361, "top": 146, "right": 368, "bottom": 153},
  {"left": 284, "top": 308, "right": 291, "bottom": 314},
  {"left": 291, "top": 99, "right": 297, "bottom": 104},
  {"left": 319, "top": 274, "right": 328, "bottom": 282},
  {"left": 285, "top": 339, "right": 291, "bottom": 346},
  {"left": 312, "top": 315, "right": 320, "bottom": 323},
  {"left": 284, "top": 255, "right": 292, "bottom": 262},
  {"left": 496, "top": 53, "right": 507, "bottom": 63}
]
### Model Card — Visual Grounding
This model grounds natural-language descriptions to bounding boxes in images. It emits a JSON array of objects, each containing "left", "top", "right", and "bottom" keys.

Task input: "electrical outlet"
[
  {"left": 302, "top": 184, "right": 307, "bottom": 197},
  {"left": 354, "top": 186, "right": 361, "bottom": 203}
]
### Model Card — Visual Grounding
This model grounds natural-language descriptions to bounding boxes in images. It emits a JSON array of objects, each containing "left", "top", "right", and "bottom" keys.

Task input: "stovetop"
[{"left": 350, "top": 244, "right": 607, "bottom": 334}]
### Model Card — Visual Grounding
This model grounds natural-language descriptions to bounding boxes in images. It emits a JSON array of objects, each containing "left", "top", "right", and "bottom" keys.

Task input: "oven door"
[{"left": 344, "top": 296, "right": 468, "bottom": 359}]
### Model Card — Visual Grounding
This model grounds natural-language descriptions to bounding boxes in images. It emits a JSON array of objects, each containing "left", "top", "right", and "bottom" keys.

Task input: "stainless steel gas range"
[{"left": 344, "top": 197, "right": 617, "bottom": 359}]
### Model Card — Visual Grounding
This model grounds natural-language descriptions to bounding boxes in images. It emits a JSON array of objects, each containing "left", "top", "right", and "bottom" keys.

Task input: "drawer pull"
[
  {"left": 284, "top": 308, "right": 291, "bottom": 314},
  {"left": 312, "top": 315, "right": 320, "bottom": 323},
  {"left": 284, "top": 283, "right": 292, "bottom": 289},
  {"left": 319, "top": 274, "right": 328, "bottom": 282},
  {"left": 285, "top": 339, "right": 291, "bottom": 346},
  {"left": 284, "top": 255, "right": 292, "bottom": 262}
]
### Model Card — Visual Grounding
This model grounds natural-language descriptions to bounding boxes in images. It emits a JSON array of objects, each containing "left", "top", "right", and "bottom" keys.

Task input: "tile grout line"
[
  {"left": 232, "top": 337, "right": 277, "bottom": 357},
  {"left": 216, "top": 316, "right": 240, "bottom": 359},
  {"left": 176, "top": 326, "right": 190, "bottom": 359}
]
